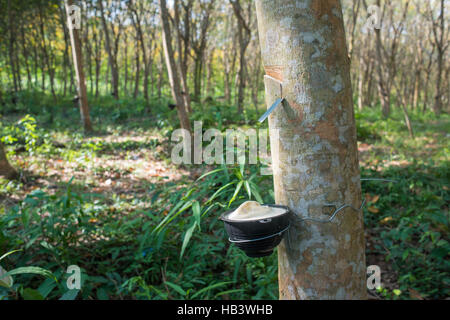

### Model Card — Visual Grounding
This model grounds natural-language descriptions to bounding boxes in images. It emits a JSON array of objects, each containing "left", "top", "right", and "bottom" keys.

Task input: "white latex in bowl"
[{"left": 227, "top": 201, "right": 286, "bottom": 221}]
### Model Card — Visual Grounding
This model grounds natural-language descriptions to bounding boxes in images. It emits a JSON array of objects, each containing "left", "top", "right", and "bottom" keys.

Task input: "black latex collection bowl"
[{"left": 219, "top": 204, "right": 290, "bottom": 258}]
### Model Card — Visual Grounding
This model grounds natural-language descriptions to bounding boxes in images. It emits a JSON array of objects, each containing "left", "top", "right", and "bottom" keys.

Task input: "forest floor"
[{"left": 0, "top": 93, "right": 448, "bottom": 300}]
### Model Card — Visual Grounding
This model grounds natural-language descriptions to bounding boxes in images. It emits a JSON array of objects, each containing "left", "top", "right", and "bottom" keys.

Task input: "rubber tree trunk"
[
  {"left": 434, "top": 49, "right": 443, "bottom": 116},
  {"left": 7, "top": 0, "right": 18, "bottom": 94},
  {"left": 433, "top": 0, "right": 445, "bottom": 116},
  {"left": 374, "top": 27, "right": 390, "bottom": 118},
  {"left": 159, "top": 0, "right": 192, "bottom": 136},
  {"left": 99, "top": 0, "right": 119, "bottom": 100},
  {"left": 65, "top": 0, "right": 93, "bottom": 133},
  {"left": 255, "top": 0, "right": 366, "bottom": 300},
  {"left": 0, "top": 143, "right": 18, "bottom": 180}
]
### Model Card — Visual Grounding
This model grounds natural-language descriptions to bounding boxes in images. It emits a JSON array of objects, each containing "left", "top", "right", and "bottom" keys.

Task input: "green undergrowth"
[{"left": 0, "top": 91, "right": 448, "bottom": 300}]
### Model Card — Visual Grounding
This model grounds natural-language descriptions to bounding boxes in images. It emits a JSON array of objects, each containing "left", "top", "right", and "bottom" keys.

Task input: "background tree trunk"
[
  {"left": 99, "top": 0, "right": 120, "bottom": 100},
  {"left": 159, "top": 0, "right": 192, "bottom": 136},
  {"left": 174, "top": 0, "right": 192, "bottom": 113},
  {"left": 0, "top": 143, "right": 18, "bottom": 180},
  {"left": 256, "top": 0, "right": 366, "bottom": 300},
  {"left": 65, "top": 0, "right": 93, "bottom": 133},
  {"left": 133, "top": 46, "right": 140, "bottom": 99},
  {"left": 129, "top": 0, "right": 152, "bottom": 110},
  {"left": 38, "top": 3, "right": 56, "bottom": 101},
  {"left": 428, "top": 0, "right": 446, "bottom": 116},
  {"left": 93, "top": 26, "right": 102, "bottom": 97},
  {"left": 223, "top": 17, "right": 237, "bottom": 104},
  {"left": 123, "top": 31, "right": 128, "bottom": 96},
  {"left": 7, "top": 0, "right": 18, "bottom": 94},
  {"left": 374, "top": 26, "right": 390, "bottom": 118},
  {"left": 230, "top": 0, "right": 251, "bottom": 114}
]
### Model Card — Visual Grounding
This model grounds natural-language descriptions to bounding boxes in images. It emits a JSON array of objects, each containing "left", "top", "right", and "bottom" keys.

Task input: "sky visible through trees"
[{"left": 0, "top": 0, "right": 447, "bottom": 119}]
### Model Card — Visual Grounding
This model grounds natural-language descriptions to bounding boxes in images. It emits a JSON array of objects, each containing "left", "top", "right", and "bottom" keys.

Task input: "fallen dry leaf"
[
  {"left": 368, "top": 206, "right": 380, "bottom": 213},
  {"left": 380, "top": 216, "right": 393, "bottom": 224},
  {"left": 409, "top": 288, "right": 424, "bottom": 300}
]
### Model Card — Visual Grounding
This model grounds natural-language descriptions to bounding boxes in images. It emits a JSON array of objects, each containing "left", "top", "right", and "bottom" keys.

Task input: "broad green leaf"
[
  {"left": 191, "top": 281, "right": 232, "bottom": 299},
  {"left": 192, "top": 201, "right": 201, "bottom": 229},
  {"left": 244, "top": 181, "right": 251, "bottom": 199},
  {"left": 153, "top": 200, "right": 192, "bottom": 234},
  {"left": 153, "top": 201, "right": 185, "bottom": 232},
  {"left": 180, "top": 223, "right": 197, "bottom": 259},
  {"left": 234, "top": 167, "right": 244, "bottom": 181},
  {"left": 164, "top": 281, "right": 186, "bottom": 296},
  {"left": 221, "top": 164, "right": 230, "bottom": 181},
  {"left": 239, "top": 162, "right": 245, "bottom": 177},
  {"left": 0, "top": 249, "right": 22, "bottom": 262},
  {"left": 149, "top": 285, "right": 166, "bottom": 299},
  {"left": 96, "top": 287, "right": 109, "bottom": 300},
  {"left": 1, "top": 266, "right": 55, "bottom": 282},
  {"left": 182, "top": 187, "right": 196, "bottom": 199},
  {"left": 201, "top": 203, "right": 217, "bottom": 217},
  {"left": 38, "top": 278, "right": 57, "bottom": 299},
  {"left": 228, "top": 181, "right": 244, "bottom": 206},
  {"left": 59, "top": 289, "right": 79, "bottom": 300},
  {"left": 22, "top": 288, "right": 44, "bottom": 300},
  {"left": 250, "top": 184, "right": 263, "bottom": 204},
  {"left": 160, "top": 201, "right": 193, "bottom": 231},
  {"left": 215, "top": 288, "right": 244, "bottom": 298},
  {"left": 195, "top": 168, "right": 225, "bottom": 182},
  {"left": 207, "top": 182, "right": 235, "bottom": 204}
]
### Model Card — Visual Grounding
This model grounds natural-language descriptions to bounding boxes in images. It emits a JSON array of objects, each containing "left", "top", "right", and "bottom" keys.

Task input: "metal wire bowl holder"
[{"left": 226, "top": 178, "right": 395, "bottom": 251}]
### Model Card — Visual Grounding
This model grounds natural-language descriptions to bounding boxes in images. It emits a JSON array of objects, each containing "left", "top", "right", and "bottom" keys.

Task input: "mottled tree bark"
[
  {"left": 256, "top": 0, "right": 366, "bottom": 300},
  {"left": 65, "top": 0, "right": 93, "bottom": 133}
]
